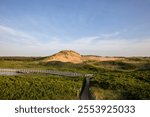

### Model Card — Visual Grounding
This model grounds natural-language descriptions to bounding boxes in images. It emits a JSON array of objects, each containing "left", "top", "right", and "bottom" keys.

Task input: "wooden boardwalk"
[
  {"left": 0, "top": 68, "right": 93, "bottom": 77},
  {"left": 80, "top": 77, "right": 91, "bottom": 100}
]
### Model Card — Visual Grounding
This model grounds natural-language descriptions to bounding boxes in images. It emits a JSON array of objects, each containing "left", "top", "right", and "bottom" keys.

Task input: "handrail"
[{"left": 0, "top": 68, "right": 93, "bottom": 77}]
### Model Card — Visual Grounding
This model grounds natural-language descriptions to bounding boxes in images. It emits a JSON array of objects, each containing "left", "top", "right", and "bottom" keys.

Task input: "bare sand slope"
[{"left": 43, "top": 50, "right": 123, "bottom": 63}]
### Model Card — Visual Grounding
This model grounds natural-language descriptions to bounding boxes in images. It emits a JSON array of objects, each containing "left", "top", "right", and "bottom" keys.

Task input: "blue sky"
[{"left": 0, "top": 0, "right": 150, "bottom": 56}]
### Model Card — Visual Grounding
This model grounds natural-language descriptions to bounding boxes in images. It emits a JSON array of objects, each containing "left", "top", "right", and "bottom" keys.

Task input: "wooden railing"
[{"left": 0, "top": 68, "right": 85, "bottom": 77}]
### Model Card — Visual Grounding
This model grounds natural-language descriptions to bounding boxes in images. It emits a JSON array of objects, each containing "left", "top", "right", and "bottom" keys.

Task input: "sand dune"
[{"left": 43, "top": 50, "right": 123, "bottom": 63}]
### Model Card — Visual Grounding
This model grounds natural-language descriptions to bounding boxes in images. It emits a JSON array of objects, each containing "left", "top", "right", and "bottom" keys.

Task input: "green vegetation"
[
  {"left": 0, "top": 56, "right": 150, "bottom": 100},
  {"left": 0, "top": 74, "right": 83, "bottom": 100},
  {"left": 0, "top": 56, "right": 45, "bottom": 61},
  {"left": 88, "top": 58, "right": 150, "bottom": 100},
  {"left": 90, "top": 70, "right": 150, "bottom": 99}
]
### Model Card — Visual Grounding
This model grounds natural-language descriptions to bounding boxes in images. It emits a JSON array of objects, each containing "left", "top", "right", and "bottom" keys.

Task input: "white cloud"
[
  {"left": 37, "top": 36, "right": 150, "bottom": 56},
  {"left": 0, "top": 25, "right": 150, "bottom": 56},
  {"left": 73, "top": 36, "right": 150, "bottom": 56},
  {"left": 100, "top": 31, "right": 120, "bottom": 38},
  {"left": 0, "top": 25, "right": 40, "bottom": 46}
]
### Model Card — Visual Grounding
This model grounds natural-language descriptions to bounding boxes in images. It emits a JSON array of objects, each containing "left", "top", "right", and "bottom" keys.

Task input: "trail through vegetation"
[{"left": 0, "top": 56, "right": 149, "bottom": 99}]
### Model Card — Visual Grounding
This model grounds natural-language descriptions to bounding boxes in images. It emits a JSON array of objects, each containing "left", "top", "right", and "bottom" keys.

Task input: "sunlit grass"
[{"left": 0, "top": 57, "right": 150, "bottom": 99}]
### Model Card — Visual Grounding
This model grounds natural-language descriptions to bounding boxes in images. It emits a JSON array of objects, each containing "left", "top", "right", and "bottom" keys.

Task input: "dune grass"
[{"left": 0, "top": 57, "right": 150, "bottom": 100}]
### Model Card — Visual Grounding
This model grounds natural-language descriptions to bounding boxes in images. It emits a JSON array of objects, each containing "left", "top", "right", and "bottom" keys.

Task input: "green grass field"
[{"left": 0, "top": 57, "right": 150, "bottom": 100}]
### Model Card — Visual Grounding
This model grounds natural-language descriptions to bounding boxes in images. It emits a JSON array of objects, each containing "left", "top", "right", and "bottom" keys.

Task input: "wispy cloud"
[
  {"left": 39, "top": 34, "right": 150, "bottom": 56},
  {"left": 0, "top": 25, "right": 150, "bottom": 56},
  {"left": 0, "top": 25, "right": 44, "bottom": 56},
  {"left": 100, "top": 31, "right": 120, "bottom": 38},
  {"left": 0, "top": 25, "right": 40, "bottom": 46},
  {"left": 72, "top": 37, "right": 150, "bottom": 56}
]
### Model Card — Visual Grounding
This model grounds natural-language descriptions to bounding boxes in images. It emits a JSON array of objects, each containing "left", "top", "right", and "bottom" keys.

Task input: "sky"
[{"left": 0, "top": 0, "right": 150, "bottom": 56}]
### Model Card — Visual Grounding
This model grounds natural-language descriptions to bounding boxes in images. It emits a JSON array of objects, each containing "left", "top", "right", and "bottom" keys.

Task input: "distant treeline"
[{"left": 0, "top": 56, "right": 47, "bottom": 61}]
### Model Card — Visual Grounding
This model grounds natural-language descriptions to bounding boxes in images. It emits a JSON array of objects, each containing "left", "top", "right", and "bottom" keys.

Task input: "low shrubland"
[
  {"left": 0, "top": 57, "right": 149, "bottom": 100},
  {"left": 0, "top": 74, "right": 83, "bottom": 100}
]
